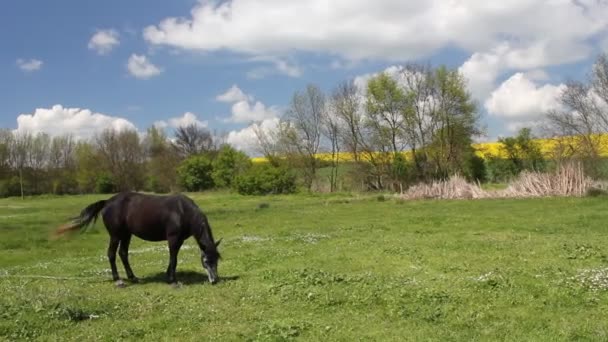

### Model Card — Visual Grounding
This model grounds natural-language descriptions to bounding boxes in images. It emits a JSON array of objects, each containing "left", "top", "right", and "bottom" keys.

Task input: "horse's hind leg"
[
  {"left": 107, "top": 236, "right": 125, "bottom": 287},
  {"left": 118, "top": 233, "right": 138, "bottom": 283}
]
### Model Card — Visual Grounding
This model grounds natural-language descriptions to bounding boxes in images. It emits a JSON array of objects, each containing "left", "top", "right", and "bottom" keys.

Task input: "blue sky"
[{"left": 2, "top": 0, "right": 608, "bottom": 154}]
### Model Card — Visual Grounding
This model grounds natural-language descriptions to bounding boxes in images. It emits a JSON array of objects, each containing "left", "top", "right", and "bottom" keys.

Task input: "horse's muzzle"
[{"left": 207, "top": 268, "right": 219, "bottom": 285}]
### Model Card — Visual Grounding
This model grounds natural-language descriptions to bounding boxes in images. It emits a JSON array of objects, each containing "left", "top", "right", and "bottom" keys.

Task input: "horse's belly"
[{"left": 129, "top": 225, "right": 168, "bottom": 242}]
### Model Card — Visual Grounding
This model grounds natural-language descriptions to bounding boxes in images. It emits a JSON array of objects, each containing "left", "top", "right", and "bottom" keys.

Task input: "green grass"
[{"left": 1, "top": 192, "right": 608, "bottom": 341}]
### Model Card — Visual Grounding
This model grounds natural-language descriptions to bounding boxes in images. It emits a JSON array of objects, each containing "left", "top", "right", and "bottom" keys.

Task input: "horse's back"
[{"left": 103, "top": 192, "right": 194, "bottom": 242}]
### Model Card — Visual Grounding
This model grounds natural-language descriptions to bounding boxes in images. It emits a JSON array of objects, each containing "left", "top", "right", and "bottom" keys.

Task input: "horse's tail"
[{"left": 55, "top": 200, "right": 108, "bottom": 236}]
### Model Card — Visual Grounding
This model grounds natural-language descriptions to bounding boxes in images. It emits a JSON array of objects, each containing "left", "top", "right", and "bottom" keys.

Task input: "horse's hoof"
[
  {"left": 129, "top": 277, "right": 139, "bottom": 284},
  {"left": 115, "top": 280, "right": 126, "bottom": 288},
  {"left": 170, "top": 282, "right": 183, "bottom": 289}
]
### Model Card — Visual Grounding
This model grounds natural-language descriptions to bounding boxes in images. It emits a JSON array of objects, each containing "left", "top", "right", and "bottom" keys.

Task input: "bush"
[
  {"left": 212, "top": 145, "right": 252, "bottom": 188},
  {"left": 467, "top": 155, "right": 486, "bottom": 183},
  {"left": 96, "top": 174, "right": 115, "bottom": 194},
  {"left": 586, "top": 187, "right": 608, "bottom": 197},
  {"left": 234, "top": 165, "right": 296, "bottom": 195},
  {"left": 0, "top": 176, "right": 23, "bottom": 198},
  {"left": 177, "top": 155, "right": 214, "bottom": 192},
  {"left": 485, "top": 157, "right": 518, "bottom": 183},
  {"left": 146, "top": 176, "right": 171, "bottom": 194}
]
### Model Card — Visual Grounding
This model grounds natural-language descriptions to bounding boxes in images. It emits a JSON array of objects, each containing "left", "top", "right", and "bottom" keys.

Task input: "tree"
[
  {"left": 282, "top": 84, "right": 325, "bottom": 191},
  {"left": 144, "top": 126, "right": 179, "bottom": 193},
  {"left": 366, "top": 72, "right": 408, "bottom": 155},
  {"left": 173, "top": 124, "right": 215, "bottom": 157},
  {"left": 49, "top": 134, "right": 77, "bottom": 194},
  {"left": 28, "top": 133, "right": 50, "bottom": 194},
  {"left": 545, "top": 53, "right": 608, "bottom": 176},
  {"left": 252, "top": 120, "right": 283, "bottom": 167},
  {"left": 75, "top": 141, "right": 101, "bottom": 193},
  {"left": 96, "top": 129, "right": 145, "bottom": 191},
  {"left": 177, "top": 155, "right": 214, "bottom": 191},
  {"left": 322, "top": 105, "right": 341, "bottom": 192},
  {"left": 0, "top": 129, "right": 12, "bottom": 179},
  {"left": 425, "top": 66, "right": 479, "bottom": 179},
  {"left": 10, "top": 132, "right": 32, "bottom": 199},
  {"left": 211, "top": 145, "right": 251, "bottom": 188},
  {"left": 331, "top": 81, "right": 363, "bottom": 162},
  {"left": 499, "top": 128, "right": 545, "bottom": 173},
  {"left": 363, "top": 72, "right": 408, "bottom": 190}
]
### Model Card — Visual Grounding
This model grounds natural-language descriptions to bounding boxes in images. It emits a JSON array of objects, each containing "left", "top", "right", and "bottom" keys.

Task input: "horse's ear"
[{"left": 215, "top": 238, "right": 223, "bottom": 247}]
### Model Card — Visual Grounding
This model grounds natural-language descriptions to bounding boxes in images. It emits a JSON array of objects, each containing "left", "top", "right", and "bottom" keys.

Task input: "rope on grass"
[{"left": 0, "top": 274, "right": 102, "bottom": 281}]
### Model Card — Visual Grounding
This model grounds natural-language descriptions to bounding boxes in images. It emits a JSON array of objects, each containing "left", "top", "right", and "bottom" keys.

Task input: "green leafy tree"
[{"left": 499, "top": 127, "right": 545, "bottom": 174}]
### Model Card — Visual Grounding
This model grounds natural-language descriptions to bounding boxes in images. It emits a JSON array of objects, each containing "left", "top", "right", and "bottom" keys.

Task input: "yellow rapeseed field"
[{"left": 250, "top": 135, "right": 608, "bottom": 163}]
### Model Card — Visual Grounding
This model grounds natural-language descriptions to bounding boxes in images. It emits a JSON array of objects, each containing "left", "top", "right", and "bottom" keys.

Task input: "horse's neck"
[{"left": 195, "top": 219, "right": 215, "bottom": 250}]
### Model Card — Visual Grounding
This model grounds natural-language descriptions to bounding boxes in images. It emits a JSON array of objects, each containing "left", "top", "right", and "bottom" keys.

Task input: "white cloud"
[
  {"left": 246, "top": 57, "right": 302, "bottom": 79},
  {"left": 216, "top": 85, "right": 251, "bottom": 103},
  {"left": 16, "top": 59, "right": 43, "bottom": 72},
  {"left": 485, "top": 73, "right": 565, "bottom": 119},
  {"left": 458, "top": 46, "right": 506, "bottom": 101},
  {"left": 459, "top": 40, "right": 590, "bottom": 101},
  {"left": 229, "top": 100, "right": 279, "bottom": 123},
  {"left": 144, "top": 0, "right": 608, "bottom": 65},
  {"left": 154, "top": 112, "right": 207, "bottom": 129},
  {"left": 127, "top": 54, "right": 162, "bottom": 79},
  {"left": 217, "top": 85, "right": 280, "bottom": 123},
  {"left": 14, "top": 105, "right": 136, "bottom": 139},
  {"left": 226, "top": 117, "right": 280, "bottom": 155},
  {"left": 88, "top": 29, "right": 120, "bottom": 55}
]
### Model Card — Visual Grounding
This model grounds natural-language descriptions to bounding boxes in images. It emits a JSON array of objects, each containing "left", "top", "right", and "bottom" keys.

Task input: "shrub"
[
  {"left": 146, "top": 176, "right": 171, "bottom": 194},
  {"left": 177, "top": 155, "right": 214, "bottom": 192},
  {"left": 0, "top": 176, "right": 23, "bottom": 198},
  {"left": 586, "top": 187, "right": 608, "bottom": 197},
  {"left": 234, "top": 165, "right": 296, "bottom": 195},
  {"left": 467, "top": 154, "right": 486, "bottom": 183},
  {"left": 96, "top": 174, "right": 115, "bottom": 194},
  {"left": 212, "top": 145, "right": 252, "bottom": 188}
]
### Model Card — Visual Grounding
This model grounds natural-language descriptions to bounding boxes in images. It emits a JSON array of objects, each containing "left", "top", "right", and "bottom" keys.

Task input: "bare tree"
[
  {"left": 96, "top": 129, "right": 145, "bottom": 191},
  {"left": 252, "top": 121, "right": 282, "bottom": 166},
  {"left": 282, "top": 84, "right": 325, "bottom": 191},
  {"left": 144, "top": 126, "right": 179, "bottom": 192},
  {"left": 173, "top": 124, "right": 215, "bottom": 157},
  {"left": 322, "top": 105, "right": 341, "bottom": 192},
  {"left": 545, "top": 53, "right": 608, "bottom": 175},
  {"left": 48, "top": 134, "right": 77, "bottom": 194},
  {"left": 49, "top": 134, "right": 75, "bottom": 171},
  {"left": 332, "top": 81, "right": 363, "bottom": 162},
  {"left": 28, "top": 133, "right": 50, "bottom": 193},
  {"left": 10, "top": 132, "right": 33, "bottom": 199}
]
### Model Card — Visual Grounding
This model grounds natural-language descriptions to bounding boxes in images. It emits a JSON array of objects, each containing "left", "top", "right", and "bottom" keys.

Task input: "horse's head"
[{"left": 201, "top": 238, "right": 222, "bottom": 284}]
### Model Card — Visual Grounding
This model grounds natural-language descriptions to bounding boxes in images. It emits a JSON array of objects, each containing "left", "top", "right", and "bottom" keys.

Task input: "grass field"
[{"left": 1, "top": 192, "right": 608, "bottom": 341}]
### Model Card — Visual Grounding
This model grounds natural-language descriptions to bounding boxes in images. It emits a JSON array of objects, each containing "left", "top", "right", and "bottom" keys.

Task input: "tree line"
[{"left": 2, "top": 56, "right": 607, "bottom": 197}]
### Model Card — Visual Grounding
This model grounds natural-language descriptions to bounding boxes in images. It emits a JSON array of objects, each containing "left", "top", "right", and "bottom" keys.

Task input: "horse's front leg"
[{"left": 166, "top": 237, "right": 183, "bottom": 285}]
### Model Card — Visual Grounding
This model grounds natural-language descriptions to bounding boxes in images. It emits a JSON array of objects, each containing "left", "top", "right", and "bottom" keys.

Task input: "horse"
[{"left": 55, "top": 192, "right": 222, "bottom": 287}]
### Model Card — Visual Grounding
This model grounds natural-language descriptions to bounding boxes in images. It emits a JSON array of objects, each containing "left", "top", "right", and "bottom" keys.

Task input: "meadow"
[{"left": 1, "top": 192, "right": 608, "bottom": 341}]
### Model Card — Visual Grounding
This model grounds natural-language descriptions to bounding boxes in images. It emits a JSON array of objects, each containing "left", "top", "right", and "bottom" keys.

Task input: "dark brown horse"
[{"left": 56, "top": 192, "right": 222, "bottom": 287}]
